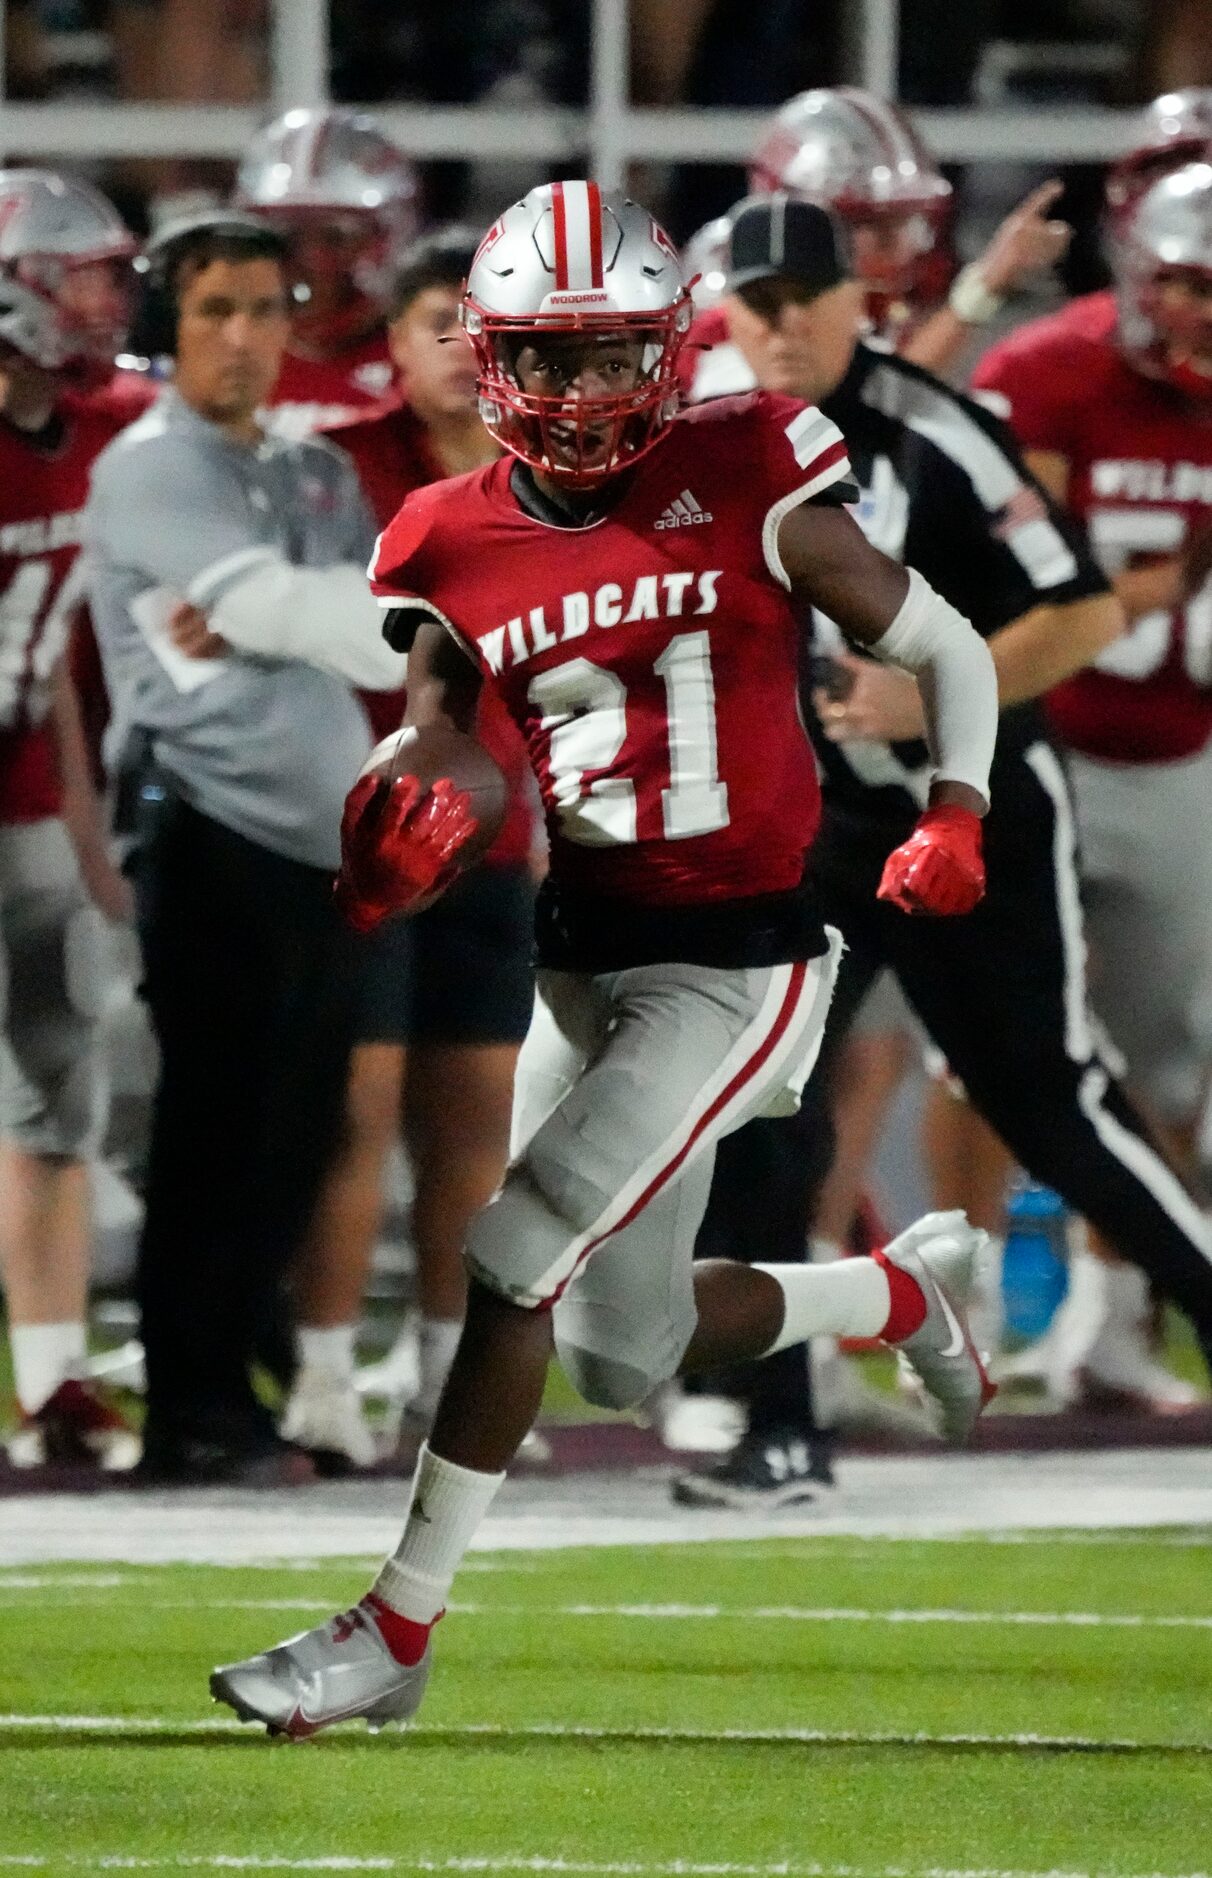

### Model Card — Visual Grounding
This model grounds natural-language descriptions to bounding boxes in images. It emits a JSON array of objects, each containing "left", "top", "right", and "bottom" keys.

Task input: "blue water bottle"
[{"left": 1001, "top": 1180, "right": 1069, "bottom": 1341}]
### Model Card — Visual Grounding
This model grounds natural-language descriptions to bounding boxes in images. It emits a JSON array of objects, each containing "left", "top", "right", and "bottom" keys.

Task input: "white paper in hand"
[{"left": 130, "top": 587, "right": 226, "bottom": 693}]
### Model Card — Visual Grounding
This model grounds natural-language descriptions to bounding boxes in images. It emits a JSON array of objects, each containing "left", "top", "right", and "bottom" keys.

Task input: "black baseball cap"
[{"left": 725, "top": 193, "right": 851, "bottom": 296}]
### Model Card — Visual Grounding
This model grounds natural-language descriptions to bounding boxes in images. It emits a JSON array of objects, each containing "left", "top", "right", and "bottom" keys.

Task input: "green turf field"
[{"left": 2, "top": 1530, "right": 1210, "bottom": 1876}]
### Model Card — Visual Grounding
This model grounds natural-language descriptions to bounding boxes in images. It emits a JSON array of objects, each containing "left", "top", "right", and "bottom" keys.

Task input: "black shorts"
[{"left": 357, "top": 862, "right": 535, "bottom": 1048}]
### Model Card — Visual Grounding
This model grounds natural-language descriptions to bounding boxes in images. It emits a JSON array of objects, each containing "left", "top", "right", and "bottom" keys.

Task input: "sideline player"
[
  {"left": 683, "top": 87, "right": 1070, "bottom": 391},
  {"left": 87, "top": 212, "right": 406, "bottom": 1484},
  {"left": 282, "top": 228, "right": 534, "bottom": 1469},
  {"left": 971, "top": 161, "right": 1212, "bottom": 1406},
  {"left": 0, "top": 169, "right": 142, "bottom": 1468},
  {"left": 677, "top": 195, "right": 1212, "bottom": 1504},
  {"left": 211, "top": 178, "right": 1003, "bottom": 1734},
  {"left": 234, "top": 106, "right": 421, "bottom": 438}
]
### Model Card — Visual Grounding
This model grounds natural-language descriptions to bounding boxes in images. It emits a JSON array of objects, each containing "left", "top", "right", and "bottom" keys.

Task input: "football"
[{"left": 360, "top": 723, "right": 509, "bottom": 869}]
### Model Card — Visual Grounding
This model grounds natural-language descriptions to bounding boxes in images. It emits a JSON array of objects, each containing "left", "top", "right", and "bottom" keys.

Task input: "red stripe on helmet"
[
  {"left": 586, "top": 179, "right": 604, "bottom": 287},
  {"left": 551, "top": 181, "right": 570, "bottom": 290}
]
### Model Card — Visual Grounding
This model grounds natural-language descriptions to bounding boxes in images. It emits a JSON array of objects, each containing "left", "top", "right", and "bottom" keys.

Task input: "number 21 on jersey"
[{"left": 528, "top": 628, "right": 730, "bottom": 845}]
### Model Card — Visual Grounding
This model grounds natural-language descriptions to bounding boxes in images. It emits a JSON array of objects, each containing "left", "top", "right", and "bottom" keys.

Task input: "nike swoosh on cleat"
[{"left": 934, "top": 1285, "right": 967, "bottom": 1359}]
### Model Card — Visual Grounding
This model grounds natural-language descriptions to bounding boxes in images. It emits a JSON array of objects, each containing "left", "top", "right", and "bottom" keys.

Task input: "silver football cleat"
[
  {"left": 211, "top": 1597, "right": 432, "bottom": 1740},
  {"left": 881, "top": 1210, "right": 996, "bottom": 1445}
]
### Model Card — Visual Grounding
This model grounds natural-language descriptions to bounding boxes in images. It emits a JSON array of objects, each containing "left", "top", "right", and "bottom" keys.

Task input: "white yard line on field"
[
  {"left": 1, "top": 1714, "right": 1208, "bottom": 1754},
  {"left": 5, "top": 1595, "right": 1208, "bottom": 1632},
  {"left": 1, "top": 1857, "right": 1212, "bottom": 1877}
]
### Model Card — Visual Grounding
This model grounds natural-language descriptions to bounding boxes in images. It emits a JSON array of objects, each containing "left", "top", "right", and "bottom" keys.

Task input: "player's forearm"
[
  {"left": 201, "top": 561, "right": 408, "bottom": 690},
  {"left": 400, "top": 618, "right": 482, "bottom": 736},
  {"left": 872, "top": 569, "right": 998, "bottom": 811},
  {"left": 987, "top": 591, "right": 1125, "bottom": 705},
  {"left": 49, "top": 660, "right": 107, "bottom": 852}
]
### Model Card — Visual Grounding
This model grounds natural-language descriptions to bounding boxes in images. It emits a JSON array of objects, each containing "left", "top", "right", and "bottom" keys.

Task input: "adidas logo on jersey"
[{"left": 655, "top": 489, "right": 713, "bottom": 530}]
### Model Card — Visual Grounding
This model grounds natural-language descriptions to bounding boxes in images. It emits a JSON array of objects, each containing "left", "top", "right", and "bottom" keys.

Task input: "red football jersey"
[
  {"left": 370, "top": 392, "right": 851, "bottom": 907},
  {"left": 330, "top": 398, "right": 534, "bottom": 868},
  {"left": 974, "top": 302, "right": 1212, "bottom": 763},
  {"left": 267, "top": 329, "right": 398, "bottom": 439},
  {"left": 0, "top": 390, "right": 138, "bottom": 822}
]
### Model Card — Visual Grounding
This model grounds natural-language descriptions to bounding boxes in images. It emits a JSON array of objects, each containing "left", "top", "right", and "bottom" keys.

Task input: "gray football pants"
[
  {"left": 464, "top": 937, "right": 841, "bottom": 1411},
  {"left": 1068, "top": 743, "right": 1212, "bottom": 1126},
  {"left": 0, "top": 819, "right": 107, "bottom": 1160}
]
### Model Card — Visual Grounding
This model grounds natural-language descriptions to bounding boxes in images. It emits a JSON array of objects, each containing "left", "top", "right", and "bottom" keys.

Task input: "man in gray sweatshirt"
[{"left": 87, "top": 213, "right": 405, "bottom": 1482}]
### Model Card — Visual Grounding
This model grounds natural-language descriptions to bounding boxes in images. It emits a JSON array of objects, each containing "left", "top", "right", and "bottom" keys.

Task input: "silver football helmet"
[
  {"left": 1115, "top": 160, "right": 1212, "bottom": 400},
  {"left": 0, "top": 168, "right": 135, "bottom": 372},
  {"left": 681, "top": 215, "right": 732, "bottom": 311},
  {"left": 1106, "top": 89, "right": 1212, "bottom": 223},
  {"left": 748, "top": 87, "right": 950, "bottom": 303},
  {"left": 461, "top": 180, "right": 692, "bottom": 487},
  {"left": 234, "top": 107, "right": 421, "bottom": 340}
]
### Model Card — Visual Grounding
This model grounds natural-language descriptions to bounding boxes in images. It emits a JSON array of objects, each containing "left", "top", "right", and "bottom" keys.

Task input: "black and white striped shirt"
[{"left": 808, "top": 342, "right": 1108, "bottom": 821}]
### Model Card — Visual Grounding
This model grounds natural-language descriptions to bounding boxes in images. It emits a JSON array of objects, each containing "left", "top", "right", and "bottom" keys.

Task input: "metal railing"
[{"left": 0, "top": 0, "right": 1141, "bottom": 171}]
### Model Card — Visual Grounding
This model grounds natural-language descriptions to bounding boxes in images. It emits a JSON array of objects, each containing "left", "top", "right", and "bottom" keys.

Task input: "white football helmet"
[
  {"left": 748, "top": 87, "right": 951, "bottom": 304},
  {"left": 234, "top": 107, "right": 421, "bottom": 342},
  {"left": 681, "top": 215, "right": 732, "bottom": 311},
  {"left": 461, "top": 180, "right": 692, "bottom": 487},
  {"left": 1115, "top": 160, "right": 1212, "bottom": 401},
  {"left": 0, "top": 168, "right": 136, "bottom": 373},
  {"left": 1105, "top": 89, "right": 1212, "bottom": 224}
]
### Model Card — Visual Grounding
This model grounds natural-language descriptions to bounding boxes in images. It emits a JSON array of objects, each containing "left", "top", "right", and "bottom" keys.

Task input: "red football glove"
[
  {"left": 876, "top": 803, "right": 986, "bottom": 917},
  {"left": 334, "top": 773, "right": 479, "bottom": 932}
]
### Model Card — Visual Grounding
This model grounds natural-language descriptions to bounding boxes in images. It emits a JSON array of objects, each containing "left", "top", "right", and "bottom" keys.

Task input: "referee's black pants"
[
  {"left": 134, "top": 801, "right": 357, "bottom": 1461},
  {"left": 701, "top": 739, "right": 1212, "bottom": 1434}
]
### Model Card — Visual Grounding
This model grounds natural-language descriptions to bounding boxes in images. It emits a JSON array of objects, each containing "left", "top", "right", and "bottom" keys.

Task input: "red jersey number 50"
[{"left": 527, "top": 629, "right": 731, "bottom": 845}]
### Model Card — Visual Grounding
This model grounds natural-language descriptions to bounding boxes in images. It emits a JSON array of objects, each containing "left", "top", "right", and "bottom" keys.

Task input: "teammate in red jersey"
[
  {"left": 0, "top": 169, "right": 143, "bottom": 1470},
  {"left": 972, "top": 160, "right": 1212, "bottom": 1407},
  {"left": 282, "top": 229, "right": 535, "bottom": 1470},
  {"left": 680, "top": 86, "right": 1070, "bottom": 402},
  {"left": 972, "top": 89, "right": 1212, "bottom": 391},
  {"left": 234, "top": 107, "right": 420, "bottom": 438},
  {"left": 211, "top": 179, "right": 1001, "bottom": 1738}
]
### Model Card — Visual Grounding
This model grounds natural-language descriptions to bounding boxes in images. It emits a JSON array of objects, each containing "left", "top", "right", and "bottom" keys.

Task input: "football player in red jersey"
[
  {"left": 977, "top": 88, "right": 1212, "bottom": 364},
  {"left": 233, "top": 107, "right": 420, "bottom": 439},
  {"left": 212, "top": 180, "right": 1002, "bottom": 1737},
  {"left": 282, "top": 229, "right": 535, "bottom": 1470},
  {"left": 681, "top": 86, "right": 1070, "bottom": 399},
  {"left": 0, "top": 169, "right": 143, "bottom": 1470},
  {"left": 971, "top": 159, "right": 1212, "bottom": 1408}
]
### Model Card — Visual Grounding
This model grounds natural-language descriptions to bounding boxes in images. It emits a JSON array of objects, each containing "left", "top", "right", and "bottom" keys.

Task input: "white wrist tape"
[
  {"left": 947, "top": 262, "right": 1005, "bottom": 326},
  {"left": 872, "top": 567, "right": 998, "bottom": 807}
]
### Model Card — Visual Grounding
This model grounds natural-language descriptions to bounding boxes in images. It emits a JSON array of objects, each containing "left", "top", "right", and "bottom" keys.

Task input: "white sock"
[
  {"left": 373, "top": 1441, "right": 505, "bottom": 1624},
  {"left": 414, "top": 1316, "right": 463, "bottom": 1419},
  {"left": 296, "top": 1323, "right": 357, "bottom": 1380},
  {"left": 756, "top": 1259, "right": 892, "bottom": 1353},
  {"left": 11, "top": 1321, "right": 87, "bottom": 1415}
]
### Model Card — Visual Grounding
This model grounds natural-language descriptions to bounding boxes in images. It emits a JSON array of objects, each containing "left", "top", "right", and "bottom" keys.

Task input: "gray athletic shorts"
[
  {"left": 0, "top": 819, "right": 108, "bottom": 1158},
  {"left": 465, "top": 934, "right": 842, "bottom": 1410},
  {"left": 1068, "top": 743, "right": 1212, "bottom": 1123}
]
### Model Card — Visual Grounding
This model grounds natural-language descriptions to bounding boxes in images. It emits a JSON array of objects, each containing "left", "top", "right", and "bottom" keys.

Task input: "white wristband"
[
  {"left": 948, "top": 263, "right": 1005, "bottom": 327},
  {"left": 872, "top": 568, "right": 998, "bottom": 808}
]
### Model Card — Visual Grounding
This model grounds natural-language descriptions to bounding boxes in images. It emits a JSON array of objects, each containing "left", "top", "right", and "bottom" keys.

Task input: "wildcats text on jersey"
[
  {"left": 0, "top": 511, "right": 84, "bottom": 556},
  {"left": 1091, "top": 459, "right": 1212, "bottom": 505},
  {"left": 477, "top": 571, "right": 721, "bottom": 674}
]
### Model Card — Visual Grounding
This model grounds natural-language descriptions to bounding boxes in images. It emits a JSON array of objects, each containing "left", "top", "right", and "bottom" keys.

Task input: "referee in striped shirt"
[{"left": 676, "top": 196, "right": 1212, "bottom": 1507}]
